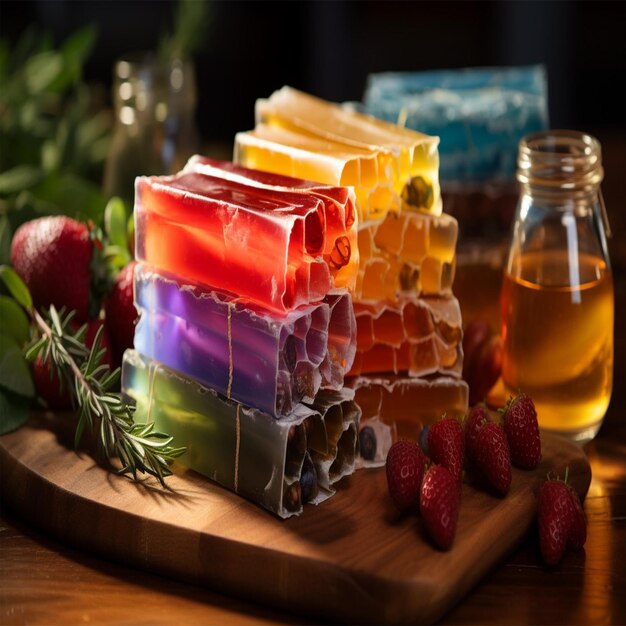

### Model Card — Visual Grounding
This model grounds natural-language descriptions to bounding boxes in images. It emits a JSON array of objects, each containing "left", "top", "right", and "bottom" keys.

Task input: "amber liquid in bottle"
[{"left": 501, "top": 250, "right": 613, "bottom": 435}]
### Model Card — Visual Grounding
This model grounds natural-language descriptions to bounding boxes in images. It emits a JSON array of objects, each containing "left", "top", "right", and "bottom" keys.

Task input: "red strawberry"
[
  {"left": 462, "top": 321, "right": 503, "bottom": 405},
  {"left": 475, "top": 422, "right": 511, "bottom": 496},
  {"left": 104, "top": 261, "right": 138, "bottom": 367},
  {"left": 464, "top": 403, "right": 490, "bottom": 464},
  {"left": 501, "top": 393, "right": 541, "bottom": 469},
  {"left": 427, "top": 417, "right": 464, "bottom": 487},
  {"left": 32, "top": 355, "right": 72, "bottom": 409},
  {"left": 11, "top": 217, "right": 93, "bottom": 322},
  {"left": 385, "top": 441, "right": 427, "bottom": 512},
  {"left": 33, "top": 318, "right": 112, "bottom": 408},
  {"left": 538, "top": 478, "right": 577, "bottom": 566},
  {"left": 420, "top": 464, "right": 460, "bottom": 550},
  {"left": 566, "top": 484, "right": 587, "bottom": 551}
]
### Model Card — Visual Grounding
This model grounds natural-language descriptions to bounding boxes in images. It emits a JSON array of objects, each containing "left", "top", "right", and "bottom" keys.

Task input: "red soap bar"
[{"left": 135, "top": 166, "right": 355, "bottom": 312}]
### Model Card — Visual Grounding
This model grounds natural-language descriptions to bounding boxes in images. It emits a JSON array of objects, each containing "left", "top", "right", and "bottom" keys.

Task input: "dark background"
[{"left": 1, "top": 0, "right": 625, "bottom": 142}]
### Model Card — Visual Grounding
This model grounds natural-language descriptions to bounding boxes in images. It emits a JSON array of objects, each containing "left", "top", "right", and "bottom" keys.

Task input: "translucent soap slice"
[
  {"left": 135, "top": 167, "right": 348, "bottom": 313},
  {"left": 236, "top": 95, "right": 441, "bottom": 222},
  {"left": 183, "top": 156, "right": 359, "bottom": 291},
  {"left": 307, "top": 389, "right": 360, "bottom": 489},
  {"left": 254, "top": 86, "right": 441, "bottom": 217},
  {"left": 235, "top": 125, "right": 398, "bottom": 224},
  {"left": 349, "top": 375, "right": 469, "bottom": 468},
  {"left": 122, "top": 350, "right": 359, "bottom": 518},
  {"left": 349, "top": 295, "right": 463, "bottom": 378},
  {"left": 355, "top": 210, "right": 458, "bottom": 301},
  {"left": 133, "top": 266, "right": 356, "bottom": 418}
]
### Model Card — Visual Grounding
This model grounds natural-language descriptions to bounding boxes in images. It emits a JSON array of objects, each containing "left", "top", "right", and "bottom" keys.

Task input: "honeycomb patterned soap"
[
  {"left": 122, "top": 350, "right": 359, "bottom": 518},
  {"left": 133, "top": 266, "right": 356, "bottom": 418},
  {"left": 349, "top": 295, "right": 463, "bottom": 378},
  {"left": 348, "top": 375, "right": 469, "bottom": 468},
  {"left": 235, "top": 86, "right": 441, "bottom": 223},
  {"left": 355, "top": 210, "right": 458, "bottom": 301}
]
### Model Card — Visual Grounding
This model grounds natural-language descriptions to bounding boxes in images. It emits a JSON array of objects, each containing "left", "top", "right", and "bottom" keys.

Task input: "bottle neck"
[{"left": 517, "top": 130, "right": 611, "bottom": 235}]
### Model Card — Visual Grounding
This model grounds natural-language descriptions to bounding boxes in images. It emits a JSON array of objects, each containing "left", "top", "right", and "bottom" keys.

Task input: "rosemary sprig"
[{"left": 26, "top": 305, "right": 186, "bottom": 486}]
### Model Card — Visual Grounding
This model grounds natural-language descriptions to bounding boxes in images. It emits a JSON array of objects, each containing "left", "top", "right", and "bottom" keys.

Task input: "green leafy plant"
[
  {"left": 0, "top": 25, "right": 112, "bottom": 259},
  {"left": 0, "top": 266, "right": 185, "bottom": 486},
  {"left": 159, "top": 0, "right": 213, "bottom": 63}
]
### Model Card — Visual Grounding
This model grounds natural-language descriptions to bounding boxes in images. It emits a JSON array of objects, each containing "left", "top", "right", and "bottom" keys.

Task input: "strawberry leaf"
[
  {"left": 0, "top": 295, "right": 30, "bottom": 345},
  {"left": 0, "top": 387, "right": 30, "bottom": 435},
  {"left": 0, "top": 333, "right": 35, "bottom": 397},
  {"left": 0, "top": 265, "right": 33, "bottom": 309}
]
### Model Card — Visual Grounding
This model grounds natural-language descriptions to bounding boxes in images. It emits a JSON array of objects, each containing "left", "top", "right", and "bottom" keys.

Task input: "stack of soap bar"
[
  {"left": 124, "top": 158, "right": 360, "bottom": 517},
  {"left": 122, "top": 351, "right": 359, "bottom": 517},
  {"left": 235, "top": 86, "right": 442, "bottom": 221},
  {"left": 349, "top": 376, "right": 468, "bottom": 467},
  {"left": 363, "top": 65, "right": 548, "bottom": 182},
  {"left": 234, "top": 87, "right": 468, "bottom": 467}
]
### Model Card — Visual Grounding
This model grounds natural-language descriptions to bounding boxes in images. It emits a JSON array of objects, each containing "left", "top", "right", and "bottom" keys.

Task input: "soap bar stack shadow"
[
  {"left": 235, "top": 87, "right": 468, "bottom": 468},
  {"left": 122, "top": 158, "right": 360, "bottom": 517}
]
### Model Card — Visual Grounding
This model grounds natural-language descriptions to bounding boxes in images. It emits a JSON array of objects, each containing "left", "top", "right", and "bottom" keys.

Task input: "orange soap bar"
[
  {"left": 349, "top": 295, "right": 463, "bottom": 378},
  {"left": 349, "top": 375, "right": 469, "bottom": 468}
]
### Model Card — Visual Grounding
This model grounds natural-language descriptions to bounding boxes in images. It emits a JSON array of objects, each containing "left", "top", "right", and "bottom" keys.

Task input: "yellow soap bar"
[{"left": 235, "top": 86, "right": 441, "bottom": 223}]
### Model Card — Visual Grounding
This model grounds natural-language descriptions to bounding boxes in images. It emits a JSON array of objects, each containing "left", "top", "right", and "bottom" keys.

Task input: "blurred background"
[
  {"left": 1, "top": 0, "right": 624, "bottom": 386},
  {"left": 2, "top": 0, "right": 624, "bottom": 139}
]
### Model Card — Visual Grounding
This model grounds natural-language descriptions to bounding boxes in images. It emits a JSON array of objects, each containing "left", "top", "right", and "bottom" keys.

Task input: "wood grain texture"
[{"left": 0, "top": 412, "right": 591, "bottom": 625}]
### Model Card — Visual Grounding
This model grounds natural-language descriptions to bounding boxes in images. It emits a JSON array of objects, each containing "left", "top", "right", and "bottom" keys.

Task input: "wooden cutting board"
[{"left": 0, "top": 412, "right": 591, "bottom": 625}]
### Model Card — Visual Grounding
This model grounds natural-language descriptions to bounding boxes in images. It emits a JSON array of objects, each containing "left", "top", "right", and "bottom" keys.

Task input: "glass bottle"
[
  {"left": 103, "top": 53, "right": 198, "bottom": 202},
  {"left": 500, "top": 130, "right": 613, "bottom": 443}
]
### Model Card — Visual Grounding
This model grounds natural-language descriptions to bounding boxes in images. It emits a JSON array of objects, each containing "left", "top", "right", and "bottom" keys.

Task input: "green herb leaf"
[
  {"left": 0, "top": 333, "right": 35, "bottom": 397},
  {"left": 104, "top": 197, "right": 128, "bottom": 248},
  {"left": 0, "top": 165, "right": 43, "bottom": 195},
  {"left": 0, "top": 265, "right": 33, "bottom": 309},
  {"left": 104, "top": 197, "right": 131, "bottom": 269},
  {"left": 25, "top": 51, "right": 64, "bottom": 94},
  {"left": 0, "top": 296, "right": 30, "bottom": 345},
  {"left": 0, "top": 387, "right": 30, "bottom": 435}
]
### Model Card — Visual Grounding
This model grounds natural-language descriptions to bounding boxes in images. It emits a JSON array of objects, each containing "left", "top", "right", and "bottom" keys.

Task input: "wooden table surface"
[
  {"left": 1, "top": 283, "right": 624, "bottom": 625},
  {"left": 1, "top": 134, "right": 625, "bottom": 625}
]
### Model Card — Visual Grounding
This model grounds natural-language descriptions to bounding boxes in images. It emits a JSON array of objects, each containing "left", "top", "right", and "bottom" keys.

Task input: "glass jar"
[
  {"left": 103, "top": 54, "right": 198, "bottom": 202},
  {"left": 500, "top": 130, "right": 613, "bottom": 443}
]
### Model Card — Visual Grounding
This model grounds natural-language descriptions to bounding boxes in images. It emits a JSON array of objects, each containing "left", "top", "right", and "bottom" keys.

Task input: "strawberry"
[
  {"left": 464, "top": 403, "right": 490, "bottom": 465},
  {"left": 104, "top": 261, "right": 138, "bottom": 367},
  {"left": 32, "top": 355, "right": 72, "bottom": 409},
  {"left": 419, "top": 464, "right": 460, "bottom": 550},
  {"left": 501, "top": 393, "right": 541, "bottom": 469},
  {"left": 566, "top": 484, "right": 587, "bottom": 551},
  {"left": 32, "top": 318, "right": 112, "bottom": 408},
  {"left": 474, "top": 422, "right": 512, "bottom": 496},
  {"left": 385, "top": 441, "right": 427, "bottom": 512},
  {"left": 11, "top": 217, "right": 94, "bottom": 322},
  {"left": 538, "top": 479, "right": 572, "bottom": 566},
  {"left": 462, "top": 321, "right": 503, "bottom": 405},
  {"left": 426, "top": 417, "right": 464, "bottom": 487},
  {"left": 538, "top": 476, "right": 585, "bottom": 566}
]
